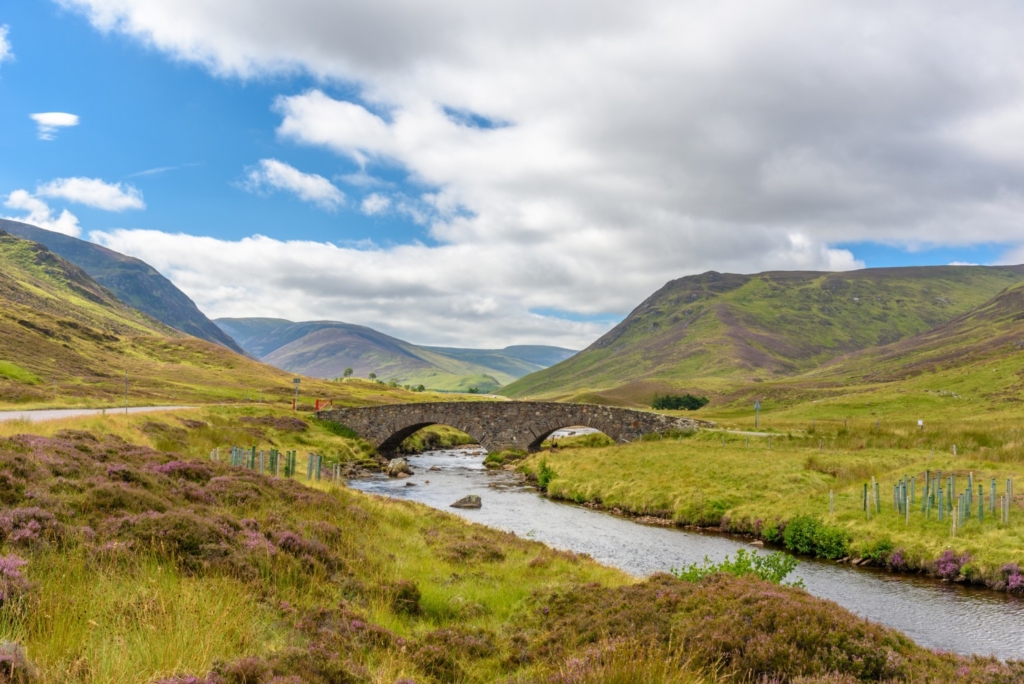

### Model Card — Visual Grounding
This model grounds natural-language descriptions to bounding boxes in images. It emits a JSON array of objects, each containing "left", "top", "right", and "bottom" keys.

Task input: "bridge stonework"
[{"left": 317, "top": 401, "right": 706, "bottom": 456}]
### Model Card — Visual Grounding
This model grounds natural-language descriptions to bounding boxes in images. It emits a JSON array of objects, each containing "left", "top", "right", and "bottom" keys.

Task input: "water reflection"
[{"left": 350, "top": 447, "right": 1024, "bottom": 660}]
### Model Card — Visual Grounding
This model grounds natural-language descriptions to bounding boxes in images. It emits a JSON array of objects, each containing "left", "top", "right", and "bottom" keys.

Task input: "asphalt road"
[{"left": 0, "top": 406, "right": 196, "bottom": 423}]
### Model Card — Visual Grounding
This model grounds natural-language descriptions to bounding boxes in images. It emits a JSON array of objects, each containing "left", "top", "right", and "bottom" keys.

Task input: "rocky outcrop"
[{"left": 386, "top": 458, "right": 413, "bottom": 477}]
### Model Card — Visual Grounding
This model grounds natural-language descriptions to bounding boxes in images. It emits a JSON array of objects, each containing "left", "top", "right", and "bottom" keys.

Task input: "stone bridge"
[{"left": 316, "top": 401, "right": 706, "bottom": 456}]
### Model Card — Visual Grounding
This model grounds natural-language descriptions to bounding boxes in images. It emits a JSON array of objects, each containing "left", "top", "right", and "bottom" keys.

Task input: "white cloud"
[
  {"left": 55, "top": 1, "right": 1024, "bottom": 344},
  {"left": 0, "top": 25, "right": 13, "bottom": 65},
  {"left": 88, "top": 227, "right": 857, "bottom": 349},
  {"left": 30, "top": 112, "right": 79, "bottom": 141},
  {"left": 3, "top": 190, "right": 82, "bottom": 237},
  {"left": 243, "top": 158, "right": 344, "bottom": 210},
  {"left": 360, "top": 193, "right": 390, "bottom": 215},
  {"left": 36, "top": 177, "right": 145, "bottom": 211}
]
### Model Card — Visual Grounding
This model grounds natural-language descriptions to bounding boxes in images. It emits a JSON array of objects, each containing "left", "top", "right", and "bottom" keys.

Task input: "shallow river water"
[{"left": 349, "top": 446, "right": 1024, "bottom": 661}]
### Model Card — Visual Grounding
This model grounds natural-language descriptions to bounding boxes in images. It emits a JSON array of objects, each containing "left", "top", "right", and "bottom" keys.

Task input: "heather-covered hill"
[{"left": 502, "top": 265, "right": 1024, "bottom": 405}]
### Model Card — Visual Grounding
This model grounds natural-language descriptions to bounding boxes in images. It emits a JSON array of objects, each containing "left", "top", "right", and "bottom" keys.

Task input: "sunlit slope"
[
  {"left": 0, "top": 231, "right": 418, "bottom": 407},
  {"left": 0, "top": 219, "right": 245, "bottom": 354},
  {"left": 502, "top": 266, "right": 1024, "bottom": 404},
  {"left": 753, "top": 279, "right": 1024, "bottom": 418}
]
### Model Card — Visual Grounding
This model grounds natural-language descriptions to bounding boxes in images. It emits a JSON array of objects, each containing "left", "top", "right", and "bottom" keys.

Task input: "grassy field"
[
  {"left": 2, "top": 414, "right": 1021, "bottom": 683},
  {"left": 522, "top": 421, "right": 1024, "bottom": 589}
]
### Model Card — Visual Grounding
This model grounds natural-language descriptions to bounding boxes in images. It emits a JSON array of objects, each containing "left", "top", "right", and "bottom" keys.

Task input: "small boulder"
[
  {"left": 450, "top": 495, "right": 482, "bottom": 509},
  {"left": 405, "top": 482, "right": 416, "bottom": 487},
  {"left": 387, "top": 458, "right": 413, "bottom": 477},
  {"left": 749, "top": 540, "right": 764, "bottom": 547}
]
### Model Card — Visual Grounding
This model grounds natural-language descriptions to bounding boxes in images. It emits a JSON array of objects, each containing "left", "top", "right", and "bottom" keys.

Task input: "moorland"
[{"left": 4, "top": 224, "right": 1024, "bottom": 681}]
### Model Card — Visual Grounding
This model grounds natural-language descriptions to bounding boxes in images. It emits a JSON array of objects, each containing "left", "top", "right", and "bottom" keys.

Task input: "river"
[{"left": 349, "top": 445, "right": 1024, "bottom": 661}]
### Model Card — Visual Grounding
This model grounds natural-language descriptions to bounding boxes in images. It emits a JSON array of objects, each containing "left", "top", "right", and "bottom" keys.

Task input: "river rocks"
[
  {"left": 405, "top": 482, "right": 416, "bottom": 487},
  {"left": 387, "top": 458, "right": 413, "bottom": 477},
  {"left": 750, "top": 540, "right": 764, "bottom": 547},
  {"left": 450, "top": 495, "right": 482, "bottom": 509}
]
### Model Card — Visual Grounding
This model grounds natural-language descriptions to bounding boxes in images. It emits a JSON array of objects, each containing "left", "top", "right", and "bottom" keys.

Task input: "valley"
[{"left": 3, "top": 223, "right": 1024, "bottom": 680}]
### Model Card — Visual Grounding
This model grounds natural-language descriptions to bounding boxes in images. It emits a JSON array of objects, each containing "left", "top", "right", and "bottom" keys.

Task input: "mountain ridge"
[
  {"left": 0, "top": 219, "right": 245, "bottom": 354},
  {"left": 216, "top": 317, "right": 576, "bottom": 392}
]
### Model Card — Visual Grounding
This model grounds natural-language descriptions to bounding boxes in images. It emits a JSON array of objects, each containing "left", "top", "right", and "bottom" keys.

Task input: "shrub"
[
  {"left": 388, "top": 580, "right": 421, "bottom": 615},
  {"left": 110, "top": 511, "right": 232, "bottom": 569},
  {"left": 537, "top": 459, "right": 556, "bottom": 491},
  {"left": 83, "top": 483, "right": 168, "bottom": 515},
  {"left": 934, "top": 550, "right": 970, "bottom": 580},
  {"left": 782, "top": 516, "right": 849, "bottom": 560},
  {"left": 0, "top": 507, "right": 61, "bottom": 546},
  {"left": 860, "top": 537, "right": 896, "bottom": 563},
  {"left": 0, "top": 555, "right": 30, "bottom": 607},
  {"left": 672, "top": 548, "right": 803, "bottom": 587},
  {"left": 652, "top": 394, "right": 710, "bottom": 411},
  {"left": 151, "top": 460, "right": 213, "bottom": 483}
]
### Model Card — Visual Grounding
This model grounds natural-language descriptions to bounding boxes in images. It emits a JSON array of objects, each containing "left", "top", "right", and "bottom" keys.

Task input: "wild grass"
[
  {"left": 522, "top": 425, "right": 1024, "bottom": 584},
  {"left": 1, "top": 416, "right": 1021, "bottom": 682}
]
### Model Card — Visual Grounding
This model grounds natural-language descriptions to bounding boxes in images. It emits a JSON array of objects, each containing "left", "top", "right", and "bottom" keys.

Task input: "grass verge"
[{"left": 521, "top": 424, "right": 1024, "bottom": 590}]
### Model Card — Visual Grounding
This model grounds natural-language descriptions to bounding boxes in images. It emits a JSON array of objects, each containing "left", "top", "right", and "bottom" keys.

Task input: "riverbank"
[
  {"left": 520, "top": 428, "right": 1024, "bottom": 593},
  {"left": 3, "top": 416, "right": 1024, "bottom": 680}
]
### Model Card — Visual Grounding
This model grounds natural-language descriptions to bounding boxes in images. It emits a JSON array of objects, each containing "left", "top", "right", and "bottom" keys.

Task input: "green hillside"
[
  {"left": 502, "top": 266, "right": 1024, "bottom": 404},
  {"left": 0, "top": 230, "right": 419, "bottom": 408},
  {"left": 719, "top": 278, "right": 1024, "bottom": 422},
  {"left": 0, "top": 219, "right": 245, "bottom": 354},
  {"left": 216, "top": 317, "right": 575, "bottom": 392}
]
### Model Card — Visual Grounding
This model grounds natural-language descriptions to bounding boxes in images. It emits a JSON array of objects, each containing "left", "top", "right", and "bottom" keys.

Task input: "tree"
[
  {"left": 343, "top": 367, "right": 353, "bottom": 378},
  {"left": 368, "top": 372, "right": 377, "bottom": 380},
  {"left": 652, "top": 393, "right": 709, "bottom": 411}
]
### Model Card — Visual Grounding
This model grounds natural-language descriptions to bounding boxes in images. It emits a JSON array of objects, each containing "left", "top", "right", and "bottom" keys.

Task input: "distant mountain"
[
  {"left": 500, "top": 265, "right": 1024, "bottom": 404},
  {"left": 0, "top": 219, "right": 245, "bottom": 355},
  {"left": 216, "top": 317, "right": 577, "bottom": 392}
]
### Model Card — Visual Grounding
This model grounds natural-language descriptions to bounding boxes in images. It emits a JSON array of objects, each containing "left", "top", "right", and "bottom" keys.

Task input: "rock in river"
[
  {"left": 387, "top": 458, "right": 413, "bottom": 477},
  {"left": 450, "top": 495, "right": 482, "bottom": 509}
]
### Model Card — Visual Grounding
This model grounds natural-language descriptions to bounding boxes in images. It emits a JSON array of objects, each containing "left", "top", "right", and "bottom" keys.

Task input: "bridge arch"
[
  {"left": 525, "top": 422, "right": 621, "bottom": 451},
  {"left": 317, "top": 401, "right": 706, "bottom": 458},
  {"left": 376, "top": 420, "right": 482, "bottom": 455}
]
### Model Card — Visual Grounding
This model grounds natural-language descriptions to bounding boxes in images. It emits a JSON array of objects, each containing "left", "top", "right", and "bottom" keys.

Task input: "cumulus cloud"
[
  {"left": 55, "top": 0, "right": 1024, "bottom": 344},
  {"left": 88, "top": 226, "right": 857, "bottom": 348},
  {"left": 36, "top": 177, "right": 145, "bottom": 211},
  {"left": 360, "top": 193, "right": 390, "bottom": 215},
  {"left": 3, "top": 191, "right": 82, "bottom": 237},
  {"left": 243, "top": 158, "right": 344, "bottom": 210},
  {"left": 30, "top": 112, "right": 79, "bottom": 141},
  {"left": 0, "top": 25, "right": 12, "bottom": 65}
]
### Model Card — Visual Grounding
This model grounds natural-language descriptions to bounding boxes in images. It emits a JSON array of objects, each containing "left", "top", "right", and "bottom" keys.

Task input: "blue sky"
[
  {"left": 3, "top": 2, "right": 1024, "bottom": 348},
  {"left": 0, "top": 3, "right": 430, "bottom": 245}
]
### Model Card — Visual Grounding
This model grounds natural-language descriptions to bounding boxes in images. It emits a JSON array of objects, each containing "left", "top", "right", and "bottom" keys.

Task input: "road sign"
[{"left": 754, "top": 400, "right": 761, "bottom": 411}]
